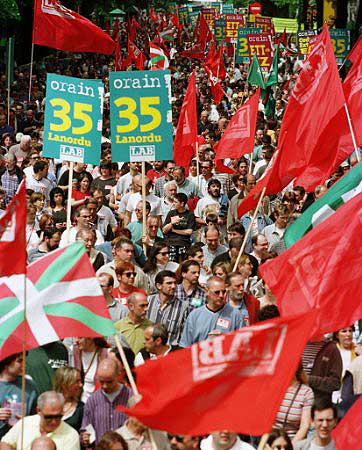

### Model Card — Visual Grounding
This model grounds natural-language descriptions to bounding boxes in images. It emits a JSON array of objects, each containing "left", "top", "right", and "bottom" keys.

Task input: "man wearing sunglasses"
[
  {"left": 0, "top": 391, "right": 79, "bottom": 449},
  {"left": 179, "top": 276, "right": 244, "bottom": 348}
]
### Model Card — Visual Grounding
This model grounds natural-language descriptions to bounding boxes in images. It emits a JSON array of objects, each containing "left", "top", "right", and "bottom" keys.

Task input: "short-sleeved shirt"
[
  {"left": 163, "top": 209, "right": 196, "bottom": 246},
  {"left": 114, "top": 316, "right": 154, "bottom": 354},
  {"left": 274, "top": 383, "right": 314, "bottom": 437}
]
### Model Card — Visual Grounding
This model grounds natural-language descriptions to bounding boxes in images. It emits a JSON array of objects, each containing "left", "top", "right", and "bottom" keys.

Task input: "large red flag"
[
  {"left": 33, "top": 0, "right": 115, "bottom": 54},
  {"left": 128, "top": 40, "right": 146, "bottom": 71},
  {"left": 173, "top": 72, "right": 197, "bottom": 167},
  {"left": 121, "top": 311, "right": 316, "bottom": 435},
  {"left": 238, "top": 24, "right": 348, "bottom": 217},
  {"left": 150, "top": 8, "right": 159, "bottom": 24},
  {"left": 215, "top": 89, "right": 260, "bottom": 160},
  {"left": 260, "top": 194, "right": 362, "bottom": 339},
  {"left": 332, "top": 397, "right": 362, "bottom": 450},
  {"left": 203, "top": 65, "right": 225, "bottom": 105},
  {"left": 0, "top": 182, "right": 26, "bottom": 277}
]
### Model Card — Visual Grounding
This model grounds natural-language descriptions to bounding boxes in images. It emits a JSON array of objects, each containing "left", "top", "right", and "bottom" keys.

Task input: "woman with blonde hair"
[{"left": 53, "top": 366, "right": 84, "bottom": 431}]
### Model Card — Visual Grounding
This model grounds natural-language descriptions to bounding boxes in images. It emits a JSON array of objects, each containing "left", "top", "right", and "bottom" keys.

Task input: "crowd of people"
[{"left": 0, "top": 7, "right": 360, "bottom": 450}]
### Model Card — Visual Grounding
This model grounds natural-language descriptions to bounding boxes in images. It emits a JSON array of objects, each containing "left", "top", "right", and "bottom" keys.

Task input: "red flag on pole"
[
  {"left": 332, "top": 397, "right": 362, "bottom": 450},
  {"left": 215, "top": 88, "right": 260, "bottom": 160},
  {"left": 173, "top": 72, "right": 197, "bottom": 168},
  {"left": 115, "top": 39, "right": 122, "bottom": 71},
  {"left": 260, "top": 193, "right": 362, "bottom": 339},
  {"left": 0, "top": 181, "right": 26, "bottom": 277},
  {"left": 205, "top": 44, "right": 226, "bottom": 80},
  {"left": 121, "top": 311, "right": 316, "bottom": 435},
  {"left": 203, "top": 65, "right": 225, "bottom": 105},
  {"left": 150, "top": 8, "right": 159, "bottom": 24},
  {"left": 111, "top": 18, "right": 119, "bottom": 41},
  {"left": 238, "top": 24, "right": 348, "bottom": 217},
  {"left": 33, "top": 0, "right": 115, "bottom": 54},
  {"left": 128, "top": 40, "right": 146, "bottom": 71}
]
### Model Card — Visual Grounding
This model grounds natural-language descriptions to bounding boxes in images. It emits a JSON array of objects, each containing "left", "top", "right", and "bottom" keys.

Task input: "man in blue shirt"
[{"left": 179, "top": 276, "right": 244, "bottom": 347}]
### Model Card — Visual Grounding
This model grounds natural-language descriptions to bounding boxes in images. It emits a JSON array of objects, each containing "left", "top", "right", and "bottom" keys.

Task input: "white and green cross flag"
[{"left": 284, "top": 163, "right": 362, "bottom": 248}]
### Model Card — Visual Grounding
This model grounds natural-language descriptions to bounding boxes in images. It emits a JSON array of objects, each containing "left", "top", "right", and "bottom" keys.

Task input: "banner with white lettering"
[
  {"left": 109, "top": 70, "right": 173, "bottom": 162},
  {"left": 43, "top": 74, "right": 104, "bottom": 164}
]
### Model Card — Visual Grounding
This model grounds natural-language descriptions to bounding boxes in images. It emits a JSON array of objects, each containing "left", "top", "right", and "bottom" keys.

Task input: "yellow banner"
[{"left": 272, "top": 17, "right": 298, "bottom": 33}]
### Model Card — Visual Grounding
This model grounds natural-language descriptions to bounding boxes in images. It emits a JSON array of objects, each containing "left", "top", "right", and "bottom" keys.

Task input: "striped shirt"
[
  {"left": 302, "top": 341, "right": 326, "bottom": 374},
  {"left": 147, "top": 294, "right": 190, "bottom": 346},
  {"left": 175, "top": 283, "right": 207, "bottom": 310},
  {"left": 274, "top": 383, "right": 314, "bottom": 437},
  {"left": 81, "top": 385, "right": 132, "bottom": 443}
]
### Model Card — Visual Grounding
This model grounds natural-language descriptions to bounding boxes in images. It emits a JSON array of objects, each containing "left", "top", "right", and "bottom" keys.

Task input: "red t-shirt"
[
  {"left": 146, "top": 169, "right": 166, "bottom": 183},
  {"left": 72, "top": 190, "right": 91, "bottom": 201},
  {"left": 112, "top": 286, "right": 146, "bottom": 306}
]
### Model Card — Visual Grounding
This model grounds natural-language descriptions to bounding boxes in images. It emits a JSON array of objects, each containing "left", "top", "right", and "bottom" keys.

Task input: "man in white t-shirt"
[
  {"left": 124, "top": 177, "right": 161, "bottom": 226},
  {"left": 201, "top": 431, "right": 254, "bottom": 450}
]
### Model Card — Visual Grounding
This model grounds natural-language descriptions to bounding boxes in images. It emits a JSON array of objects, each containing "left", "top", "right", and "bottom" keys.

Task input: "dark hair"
[
  {"left": 96, "top": 432, "right": 128, "bottom": 450},
  {"left": 33, "top": 160, "right": 47, "bottom": 174},
  {"left": 228, "top": 237, "right": 243, "bottom": 250},
  {"left": 174, "top": 192, "right": 188, "bottom": 206},
  {"left": 176, "top": 259, "right": 200, "bottom": 283},
  {"left": 143, "top": 240, "right": 169, "bottom": 274},
  {"left": 267, "top": 429, "right": 293, "bottom": 450},
  {"left": 257, "top": 305, "right": 280, "bottom": 322},
  {"left": 150, "top": 324, "right": 169, "bottom": 346},
  {"left": 0, "top": 353, "right": 21, "bottom": 373},
  {"left": 207, "top": 178, "right": 221, "bottom": 189},
  {"left": 186, "top": 244, "right": 204, "bottom": 259},
  {"left": 42, "top": 227, "right": 61, "bottom": 241},
  {"left": 49, "top": 187, "right": 65, "bottom": 208},
  {"left": 227, "top": 223, "right": 245, "bottom": 236},
  {"left": 109, "top": 347, "right": 135, "bottom": 386},
  {"left": 293, "top": 185, "right": 305, "bottom": 196},
  {"left": 155, "top": 270, "right": 176, "bottom": 286},
  {"left": 332, "top": 325, "right": 355, "bottom": 342},
  {"left": 311, "top": 398, "right": 337, "bottom": 420}
]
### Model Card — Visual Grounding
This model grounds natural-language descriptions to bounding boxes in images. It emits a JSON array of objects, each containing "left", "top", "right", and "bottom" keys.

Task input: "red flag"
[
  {"left": 205, "top": 44, "right": 226, "bottom": 80},
  {"left": 203, "top": 65, "right": 225, "bottom": 105},
  {"left": 332, "top": 397, "right": 362, "bottom": 450},
  {"left": 215, "top": 89, "right": 260, "bottom": 160},
  {"left": 260, "top": 194, "right": 362, "bottom": 339},
  {"left": 121, "top": 311, "right": 316, "bottom": 435},
  {"left": 173, "top": 72, "right": 197, "bottom": 168},
  {"left": 128, "top": 17, "right": 137, "bottom": 42},
  {"left": 132, "top": 17, "right": 142, "bottom": 30},
  {"left": 194, "top": 13, "right": 212, "bottom": 50},
  {"left": 205, "top": 40, "right": 216, "bottom": 66},
  {"left": 128, "top": 40, "right": 146, "bottom": 71},
  {"left": 275, "top": 27, "right": 287, "bottom": 47},
  {"left": 170, "top": 13, "right": 181, "bottom": 31},
  {"left": 238, "top": 24, "right": 348, "bottom": 217},
  {"left": 111, "top": 18, "right": 119, "bottom": 41},
  {"left": 33, "top": 0, "right": 115, "bottom": 54},
  {"left": 0, "top": 182, "right": 26, "bottom": 277},
  {"left": 180, "top": 45, "right": 206, "bottom": 61},
  {"left": 215, "top": 159, "right": 236, "bottom": 175},
  {"left": 115, "top": 39, "right": 122, "bottom": 71},
  {"left": 342, "top": 36, "right": 362, "bottom": 148},
  {"left": 150, "top": 8, "right": 159, "bottom": 24}
]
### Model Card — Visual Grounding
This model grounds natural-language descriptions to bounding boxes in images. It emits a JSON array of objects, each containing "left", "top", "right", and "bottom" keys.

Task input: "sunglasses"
[
  {"left": 43, "top": 414, "right": 63, "bottom": 421},
  {"left": 168, "top": 435, "right": 184, "bottom": 443},
  {"left": 123, "top": 271, "right": 136, "bottom": 278},
  {"left": 211, "top": 289, "right": 227, "bottom": 296}
]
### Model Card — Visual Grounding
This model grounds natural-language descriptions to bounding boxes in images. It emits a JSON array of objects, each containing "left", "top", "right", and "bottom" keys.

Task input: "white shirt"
[
  {"left": 117, "top": 172, "right": 133, "bottom": 196},
  {"left": 126, "top": 192, "right": 161, "bottom": 222},
  {"left": 201, "top": 435, "right": 254, "bottom": 450},
  {"left": 194, "top": 195, "right": 220, "bottom": 220}
]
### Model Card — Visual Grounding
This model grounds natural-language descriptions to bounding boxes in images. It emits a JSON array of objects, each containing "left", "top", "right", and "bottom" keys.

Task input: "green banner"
[
  {"left": 214, "top": 18, "right": 225, "bottom": 42},
  {"left": 236, "top": 28, "right": 261, "bottom": 64},
  {"left": 43, "top": 74, "right": 104, "bottom": 165},
  {"left": 5, "top": 37, "right": 14, "bottom": 86},
  {"left": 329, "top": 29, "right": 350, "bottom": 64},
  {"left": 189, "top": 11, "right": 199, "bottom": 28},
  {"left": 223, "top": 4, "right": 234, "bottom": 13},
  {"left": 109, "top": 70, "right": 173, "bottom": 163},
  {"left": 178, "top": 7, "right": 189, "bottom": 24}
]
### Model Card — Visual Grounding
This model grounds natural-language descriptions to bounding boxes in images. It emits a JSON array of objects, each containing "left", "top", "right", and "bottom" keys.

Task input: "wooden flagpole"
[
  {"left": 232, "top": 186, "right": 266, "bottom": 271},
  {"left": 115, "top": 335, "right": 158, "bottom": 450},
  {"left": 344, "top": 103, "right": 361, "bottom": 162},
  {"left": 20, "top": 272, "right": 27, "bottom": 450},
  {"left": 141, "top": 161, "right": 147, "bottom": 254},
  {"left": 66, "top": 162, "right": 74, "bottom": 231}
]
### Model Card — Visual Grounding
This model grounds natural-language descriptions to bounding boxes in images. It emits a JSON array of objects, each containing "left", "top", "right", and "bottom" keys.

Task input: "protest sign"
[
  {"left": 255, "top": 16, "right": 273, "bottom": 34},
  {"left": 329, "top": 29, "right": 350, "bottom": 64},
  {"left": 236, "top": 28, "right": 262, "bottom": 64},
  {"left": 247, "top": 34, "right": 272, "bottom": 73},
  {"left": 178, "top": 7, "right": 189, "bottom": 24},
  {"left": 224, "top": 14, "right": 245, "bottom": 43},
  {"left": 214, "top": 18, "right": 225, "bottom": 42},
  {"left": 201, "top": 8, "right": 216, "bottom": 28},
  {"left": 43, "top": 74, "right": 103, "bottom": 164},
  {"left": 223, "top": 4, "right": 234, "bottom": 14},
  {"left": 110, "top": 70, "right": 173, "bottom": 162},
  {"left": 297, "top": 29, "right": 318, "bottom": 55}
]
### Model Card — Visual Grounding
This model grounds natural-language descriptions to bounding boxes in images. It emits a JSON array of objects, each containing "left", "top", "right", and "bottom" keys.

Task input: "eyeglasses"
[
  {"left": 122, "top": 271, "right": 136, "bottom": 278},
  {"left": 43, "top": 414, "right": 63, "bottom": 421},
  {"left": 158, "top": 251, "right": 169, "bottom": 256}
]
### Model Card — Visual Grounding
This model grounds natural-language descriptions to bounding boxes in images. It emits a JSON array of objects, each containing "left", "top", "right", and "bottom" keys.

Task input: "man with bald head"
[
  {"left": 124, "top": 176, "right": 161, "bottom": 226},
  {"left": 0, "top": 391, "right": 79, "bottom": 450},
  {"left": 31, "top": 437, "right": 57, "bottom": 450},
  {"left": 179, "top": 276, "right": 244, "bottom": 347},
  {"left": 81, "top": 358, "right": 132, "bottom": 446}
]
